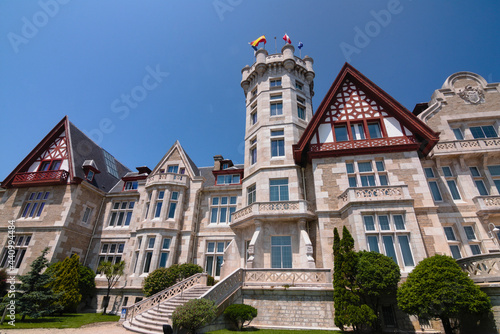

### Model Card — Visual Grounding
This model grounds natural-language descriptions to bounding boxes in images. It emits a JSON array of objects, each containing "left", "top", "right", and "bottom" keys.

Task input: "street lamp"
[{"left": 488, "top": 223, "right": 500, "bottom": 249}]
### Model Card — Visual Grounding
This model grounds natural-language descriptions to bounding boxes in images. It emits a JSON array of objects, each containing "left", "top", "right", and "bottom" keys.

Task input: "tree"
[
  {"left": 17, "top": 248, "right": 61, "bottom": 320},
  {"left": 397, "top": 254, "right": 491, "bottom": 334},
  {"left": 78, "top": 265, "right": 96, "bottom": 308},
  {"left": 172, "top": 298, "right": 217, "bottom": 334},
  {"left": 97, "top": 260, "right": 125, "bottom": 314},
  {"left": 143, "top": 263, "right": 203, "bottom": 297},
  {"left": 48, "top": 254, "right": 82, "bottom": 313},
  {"left": 356, "top": 251, "right": 400, "bottom": 332}
]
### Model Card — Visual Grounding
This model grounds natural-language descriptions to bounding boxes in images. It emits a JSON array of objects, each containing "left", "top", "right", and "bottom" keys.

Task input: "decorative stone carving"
[{"left": 458, "top": 85, "right": 485, "bottom": 104}]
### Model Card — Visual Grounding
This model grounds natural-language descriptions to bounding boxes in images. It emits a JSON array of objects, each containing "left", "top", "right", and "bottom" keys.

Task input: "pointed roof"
[
  {"left": 150, "top": 140, "right": 200, "bottom": 179},
  {"left": 2, "top": 116, "right": 130, "bottom": 192},
  {"left": 293, "top": 63, "right": 440, "bottom": 164}
]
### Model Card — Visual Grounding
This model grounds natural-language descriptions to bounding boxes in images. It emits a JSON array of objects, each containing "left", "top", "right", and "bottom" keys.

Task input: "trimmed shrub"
[
  {"left": 172, "top": 298, "right": 217, "bottom": 334},
  {"left": 179, "top": 263, "right": 203, "bottom": 280},
  {"left": 224, "top": 304, "right": 258, "bottom": 330},
  {"left": 207, "top": 275, "right": 215, "bottom": 286}
]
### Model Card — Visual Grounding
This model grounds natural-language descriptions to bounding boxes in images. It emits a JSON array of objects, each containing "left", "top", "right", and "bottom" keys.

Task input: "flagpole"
[{"left": 274, "top": 37, "right": 277, "bottom": 53}]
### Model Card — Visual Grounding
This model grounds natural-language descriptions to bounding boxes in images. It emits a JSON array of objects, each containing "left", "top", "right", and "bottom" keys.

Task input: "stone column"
[
  {"left": 247, "top": 220, "right": 262, "bottom": 268},
  {"left": 298, "top": 219, "right": 315, "bottom": 268}
]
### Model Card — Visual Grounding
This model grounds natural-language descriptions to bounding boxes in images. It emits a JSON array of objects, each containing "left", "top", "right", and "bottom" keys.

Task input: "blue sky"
[{"left": 1, "top": 1, "right": 499, "bottom": 180}]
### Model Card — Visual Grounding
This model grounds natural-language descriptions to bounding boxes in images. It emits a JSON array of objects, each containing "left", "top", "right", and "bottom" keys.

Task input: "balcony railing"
[
  {"left": 244, "top": 268, "right": 332, "bottom": 288},
  {"left": 431, "top": 138, "right": 500, "bottom": 156},
  {"left": 145, "top": 172, "right": 188, "bottom": 187},
  {"left": 456, "top": 253, "right": 500, "bottom": 283},
  {"left": 12, "top": 170, "right": 69, "bottom": 187},
  {"left": 473, "top": 195, "right": 500, "bottom": 216},
  {"left": 338, "top": 185, "right": 411, "bottom": 210},
  {"left": 231, "top": 200, "right": 315, "bottom": 227}
]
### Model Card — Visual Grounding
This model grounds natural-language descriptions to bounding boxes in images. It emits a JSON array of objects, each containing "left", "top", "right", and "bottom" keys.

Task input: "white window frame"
[{"left": 108, "top": 200, "right": 135, "bottom": 227}]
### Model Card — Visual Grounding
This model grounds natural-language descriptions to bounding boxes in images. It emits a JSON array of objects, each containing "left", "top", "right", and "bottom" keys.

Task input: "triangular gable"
[
  {"left": 2, "top": 116, "right": 74, "bottom": 188},
  {"left": 293, "top": 63, "right": 439, "bottom": 164},
  {"left": 150, "top": 141, "right": 199, "bottom": 180}
]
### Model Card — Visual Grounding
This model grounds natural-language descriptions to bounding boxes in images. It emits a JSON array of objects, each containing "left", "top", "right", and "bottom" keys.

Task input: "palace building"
[{"left": 1, "top": 45, "right": 500, "bottom": 332}]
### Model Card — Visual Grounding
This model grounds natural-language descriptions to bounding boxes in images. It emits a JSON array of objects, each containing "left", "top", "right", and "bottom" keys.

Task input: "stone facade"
[{"left": 1, "top": 48, "right": 500, "bottom": 332}]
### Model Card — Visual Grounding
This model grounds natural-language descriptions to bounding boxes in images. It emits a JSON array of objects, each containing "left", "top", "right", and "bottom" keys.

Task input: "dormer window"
[
  {"left": 124, "top": 181, "right": 138, "bottom": 190},
  {"left": 367, "top": 122, "right": 383, "bottom": 139},
  {"left": 86, "top": 170, "right": 95, "bottom": 182},
  {"left": 222, "top": 163, "right": 228, "bottom": 170},
  {"left": 216, "top": 174, "right": 240, "bottom": 185},
  {"left": 39, "top": 160, "right": 62, "bottom": 171},
  {"left": 167, "top": 165, "right": 179, "bottom": 173}
]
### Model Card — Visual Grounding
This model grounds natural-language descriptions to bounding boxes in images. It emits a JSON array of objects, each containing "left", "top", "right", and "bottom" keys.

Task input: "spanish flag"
[{"left": 250, "top": 35, "right": 267, "bottom": 51}]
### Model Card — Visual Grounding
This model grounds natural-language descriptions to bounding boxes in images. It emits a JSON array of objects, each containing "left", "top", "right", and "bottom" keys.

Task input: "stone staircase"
[{"left": 123, "top": 285, "right": 211, "bottom": 334}]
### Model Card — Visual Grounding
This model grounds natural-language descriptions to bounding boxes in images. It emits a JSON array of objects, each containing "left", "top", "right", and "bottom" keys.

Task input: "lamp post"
[{"left": 488, "top": 222, "right": 500, "bottom": 250}]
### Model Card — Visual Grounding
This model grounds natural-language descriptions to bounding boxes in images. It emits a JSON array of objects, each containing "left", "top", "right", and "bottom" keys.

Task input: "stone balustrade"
[
  {"left": 457, "top": 253, "right": 500, "bottom": 283},
  {"left": 231, "top": 200, "right": 315, "bottom": 227},
  {"left": 244, "top": 268, "right": 332, "bottom": 288},
  {"left": 201, "top": 268, "right": 244, "bottom": 306},
  {"left": 122, "top": 273, "right": 206, "bottom": 321},
  {"left": 145, "top": 172, "right": 188, "bottom": 187},
  {"left": 338, "top": 185, "right": 411, "bottom": 210},
  {"left": 431, "top": 138, "right": 500, "bottom": 156},
  {"left": 473, "top": 195, "right": 500, "bottom": 215}
]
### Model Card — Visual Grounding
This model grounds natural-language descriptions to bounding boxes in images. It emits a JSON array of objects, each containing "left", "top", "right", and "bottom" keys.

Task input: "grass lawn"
[
  {"left": 0, "top": 313, "right": 119, "bottom": 329},
  {"left": 207, "top": 330, "right": 342, "bottom": 334}
]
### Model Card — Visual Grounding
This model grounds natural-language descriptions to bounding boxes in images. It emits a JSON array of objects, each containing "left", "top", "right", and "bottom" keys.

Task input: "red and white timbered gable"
[{"left": 294, "top": 63, "right": 439, "bottom": 163}]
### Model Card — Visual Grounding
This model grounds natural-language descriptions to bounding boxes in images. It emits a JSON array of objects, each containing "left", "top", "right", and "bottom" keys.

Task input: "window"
[
  {"left": 351, "top": 123, "right": 366, "bottom": 140},
  {"left": 167, "top": 191, "right": 179, "bottom": 219},
  {"left": 103, "top": 150, "right": 119, "bottom": 178},
  {"left": 452, "top": 128, "right": 464, "bottom": 140},
  {"left": 364, "top": 214, "right": 414, "bottom": 268},
  {"left": 250, "top": 103, "right": 257, "bottom": 125},
  {"left": 167, "top": 165, "right": 179, "bottom": 173},
  {"left": 124, "top": 181, "right": 138, "bottom": 191},
  {"left": 86, "top": 170, "right": 95, "bottom": 182},
  {"left": 271, "top": 130, "right": 285, "bottom": 157},
  {"left": 464, "top": 225, "right": 481, "bottom": 255},
  {"left": 367, "top": 122, "right": 382, "bottom": 139},
  {"left": 108, "top": 201, "right": 135, "bottom": 227},
  {"left": 271, "top": 236, "right": 292, "bottom": 268},
  {"left": 143, "top": 237, "right": 156, "bottom": 273},
  {"left": 295, "top": 81, "right": 303, "bottom": 91},
  {"left": 251, "top": 87, "right": 257, "bottom": 97},
  {"left": 82, "top": 207, "right": 93, "bottom": 224},
  {"left": 205, "top": 241, "right": 229, "bottom": 277},
  {"left": 247, "top": 184, "right": 256, "bottom": 205},
  {"left": 154, "top": 191, "right": 165, "bottom": 218},
  {"left": 158, "top": 238, "right": 171, "bottom": 268},
  {"left": 297, "top": 96, "right": 305, "bottom": 120},
  {"left": 442, "top": 166, "right": 461, "bottom": 200},
  {"left": 144, "top": 192, "right": 152, "bottom": 220},
  {"left": 210, "top": 196, "right": 237, "bottom": 224},
  {"left": 39, "top": 159, "right": 62, "bottom": 171},
  {"left": 20, "top": 191, "right": 50, "bottom": 218},
  {"left": 97, "top": 242, "right": 125, "bottom": 271},
  {"left": 424, "top": 168, "right": 443, "bottom": 201},
  {"left": 0, "top": 234, "right": 31, "bottom": 269},
  {"left": 463, "top": 226, "right": 476, "bottom": 240},
  {"left": 470, "top": 167, "right": 488, "bottom": 195},
  {"left": 270, "top": 78, "right": 281, "bottom": 87},
  {"left": 216, "top": 174, "right": 241, "bottom": 185},
  {"left": 470, "top": 125, "right": 498, "bottom": 139},
  {"left": 444, "top": 226, "right": 462, "bottom": 259},
  {"left": 250, "top": 138, "right": 257, "bottom": 165},
  {"left": 488, "top": 165, "right": 500, "bottom": 193},
  {"left": 270, "top": 179, "right": 289, "bottom": 202},
  {"left": 470, "top": 244, "right": 482, "bottom": 255},
  {"left": 382, "top": 305, "right": 396, "bottom": 327},
  {"left": 270, "top": 94, "right": 283, "bottom": 116},
  {"left": 334, "top": 125, "right": 349, "bottom": 142},
  {"left": 345, "top": 160, "right": 388, "bottom": 188}
]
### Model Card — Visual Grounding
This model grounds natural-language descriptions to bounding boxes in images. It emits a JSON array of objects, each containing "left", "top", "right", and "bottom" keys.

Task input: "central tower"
[{"left": 228, "top": 44, "right": 316, "bottom": 271}]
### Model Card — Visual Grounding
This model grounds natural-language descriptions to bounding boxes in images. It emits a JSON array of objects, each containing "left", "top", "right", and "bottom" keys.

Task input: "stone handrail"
[
  {"left": 473, "top": 195, "right": 500, "bottom": 213},
  {"left": 200, "top": 268, "right": 244, "bottom": 306},
  {"left": 231, "top": 200, "right": 313, "bottom": 224},
  {"left": 244, "top": 268, "right": 332, "bottom": 287},
  {"left": 456, "top": 253, "right": 500, "bottom": 283},
  {"left": 122, "top": 273, "right": 207, "bottom": 321},
  {"left": 432, "top": 138, "right": 500, "bottom": 155}
]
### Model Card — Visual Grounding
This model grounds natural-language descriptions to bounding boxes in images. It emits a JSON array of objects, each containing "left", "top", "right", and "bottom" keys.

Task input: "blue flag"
[{"left": 298, "top": 41, "right": 304, "bottom": 49}]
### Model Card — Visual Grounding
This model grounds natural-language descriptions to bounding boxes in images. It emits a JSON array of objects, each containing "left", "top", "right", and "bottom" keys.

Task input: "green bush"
[
  {"left": 207, "top": 275, "right": 215, "bottom": 286},
  {"left": 143, "top": 263, "right": 203, "bottom": 297},
  {"left": 172, "top": 298, "right": 217, "bottom": 334},
  {"left": 223, "top": 304, "right": 258, "bottom": 330}
]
